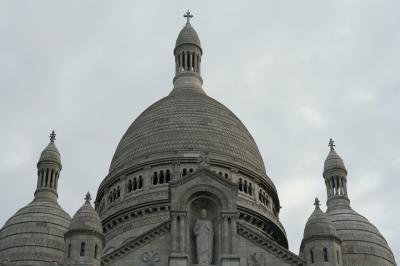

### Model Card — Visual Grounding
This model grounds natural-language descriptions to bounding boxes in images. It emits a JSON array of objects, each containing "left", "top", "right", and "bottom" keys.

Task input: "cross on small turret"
[
  {"left": 184, "top": 10, "right": 193, "bottom": 24},
  {"left": 85, "top": 192, "right": 92, "bottom": 203},
  {"left": 314, "top": 197, "right": 320, "bottom": 209},
  {"left": 50, "top": 130, "right": 56, "bottom": 143},
  {"left": 328, "top": 138, "right": 335, "bottom": 151}
]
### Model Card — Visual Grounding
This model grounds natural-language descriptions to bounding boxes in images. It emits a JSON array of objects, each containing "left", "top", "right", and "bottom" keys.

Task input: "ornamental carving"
[
  {"left": 247, "top": 252, "right": 266, "bottom": 266},
  {"left": 142, "top": 251, "right": 160, "bottom": 266}
]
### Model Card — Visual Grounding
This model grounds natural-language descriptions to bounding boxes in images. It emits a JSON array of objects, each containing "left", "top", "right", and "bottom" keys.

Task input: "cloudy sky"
[{"left": 0, "top": 0, "right": 399, "bottom": 260}]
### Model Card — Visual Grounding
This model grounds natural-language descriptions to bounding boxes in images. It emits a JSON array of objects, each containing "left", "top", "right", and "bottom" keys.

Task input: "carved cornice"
[
  {"left": 101, "top": 221, "right": 171, "bottom": 265},
  {"left": 237, "top": 223, "right": 305, "bottom": 266}
]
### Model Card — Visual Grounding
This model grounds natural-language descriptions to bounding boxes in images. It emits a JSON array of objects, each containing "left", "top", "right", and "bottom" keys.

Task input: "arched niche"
[{"left": 187, "top": 191, "right": 222, "bottom": 265}]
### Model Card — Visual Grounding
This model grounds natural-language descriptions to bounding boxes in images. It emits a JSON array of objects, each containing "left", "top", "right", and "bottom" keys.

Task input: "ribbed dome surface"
[
  {"left": 304, "top": 207, "right": 338, "bottom": 240},
  {"left": 39, "top": 142, "right": 61, "bottom": 166},
  {"left": 175, "top": 23, "right": 201, "bottom": 49},
  {"left": 109, "top": 90, "right": 267, "bottom": 180},
  {"left": 69, "top": 200, "right": 102, "bottom": 233},
  {"left": 0, "top": 199, "right": 71, "bottom": 265},
  {"left": 324, "top": 149, "right": 346, "bottom": 173},
  {"left": 327, "top": 207, "right": 396, "bottom": 266}
]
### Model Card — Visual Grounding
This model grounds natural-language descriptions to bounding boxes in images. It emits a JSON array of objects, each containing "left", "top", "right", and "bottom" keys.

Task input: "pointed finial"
[
  {"left": 314, "top": 197, "right": 320, "bottom": 209},
  {"left": 184, "top": 10, "right": 193, "bottom": 25},
  {"left": 85, "top": 191, "right": 92, "bottom": 203},
  {"left": 328, "top": 138, "right": 335, "bottom": 151},
  {"left": 50, "top": 130, "right": 56, "bottom": 143}
]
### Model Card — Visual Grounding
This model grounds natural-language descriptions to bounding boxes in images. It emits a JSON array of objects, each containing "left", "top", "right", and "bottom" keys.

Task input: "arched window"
[
  {"left": 128, "top": 180, "right": 132, "bottom": 192},
  {"left": 189, "top": 168, "right": 194, "bottom": 173},
  {"left": 244, "top": 180, "right": 248, "bottom": 193},
  {"left": 323, "top": 247, "right": 328, "bottom": 262},
  {"left": 94, "top": 244, "right": 98, "bottom": 259},
  {"left": 219, "top": 172, "right": 222, "bottom": 176},
  {"left": 138, "top": 176, "right": 143, "bottom": 188},
  {"left": 239, "top": 178, "right": 243, "bottom": 191},
  {"left": 133, "top": 178, "right": 138, "bottom": 191},
  {"left": 153, "top": 172, "right": 158, "bottom": 185},
  {"left": 182, "top": 168, "right": 187, "bottom": 177},
  {"left": 224, "top": 173, "right": 229, "bottom": 179},
  {"left": 336, "top": 250, "right": 340, "bottom": 264},
  {"left": 249, "top": 183, "right": 253, "bottom": 195},
  {"left": 80, "top": 242, "right": 85, "bottom": 256},
  {"left": 117, "top": 186, "right": 120, "bottom": 198},
  {"left": 166, "top": 170, "right": 170, "bottom": 183},
  {"left": 310, "top": 249, "right": 314, "bottom": 263},
  {"left": 160, "top": 170, "right": 165, "bottom": 184},
  {"left": 259, "top": 190, "right": 262, "bottom": 201}
]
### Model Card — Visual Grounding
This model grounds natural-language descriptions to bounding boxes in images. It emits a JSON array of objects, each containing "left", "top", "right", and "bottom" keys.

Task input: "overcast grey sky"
[{"left": 0, "top": 0, "right": 399, "bottom": 260}]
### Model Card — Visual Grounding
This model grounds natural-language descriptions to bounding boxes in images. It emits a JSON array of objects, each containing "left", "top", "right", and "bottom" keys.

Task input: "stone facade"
[{"left": 0, "top": 12, "right": 397, "bottom": 266}]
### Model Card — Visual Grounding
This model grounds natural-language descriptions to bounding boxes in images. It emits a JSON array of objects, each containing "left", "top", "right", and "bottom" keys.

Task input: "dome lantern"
[
  {"left": 35, "top": 130, "right": 62, "bottom": 202},
  {"left": 172, "top": 10, "right": 204, "bottom": 95},
  {"left": 323, "top": 138, "right": 349, "bottom": 210}
]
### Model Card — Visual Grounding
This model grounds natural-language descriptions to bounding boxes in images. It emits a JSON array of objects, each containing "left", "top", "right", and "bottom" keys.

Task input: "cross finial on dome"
[
  {"left": 50, "top": 130, "right": 56, "bottom": 143},
  {"left": 184, "top": 10, "right": 193, "bottom": 25},
  {"left": 328, "top": 138, "right": 335, "bottom": 151},
  {"left": 314, "top": 197, "right": 320, "bottom": 209},
  {"left": 85, "top": 191, "right": 92, "bottom": 203}
]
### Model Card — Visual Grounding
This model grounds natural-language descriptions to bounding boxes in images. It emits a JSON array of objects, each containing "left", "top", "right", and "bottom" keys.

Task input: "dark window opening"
[
  {"left": 80, "top": 242, "right": 85, "bottom": 257},
  {"left": 323, "top": 248, "right": 328, "bottom": 262}
]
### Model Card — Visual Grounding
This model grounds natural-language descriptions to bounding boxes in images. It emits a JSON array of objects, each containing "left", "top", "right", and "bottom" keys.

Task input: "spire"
[
  {"left": 34, "top": 130, "right": 62, "bottom": 202},
  {"left": 323, "top": 138, "right": 350, "bottom": 211},
  {"left": 172, "top": 11, "right": 204, "bottom": 95}
]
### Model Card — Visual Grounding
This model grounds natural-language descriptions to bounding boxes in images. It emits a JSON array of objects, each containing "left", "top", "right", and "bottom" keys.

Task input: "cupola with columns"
[
  {"left": 35, "top": 130, "right": 62, "bottom": 202},
  {"left": 323, "top": 138, "right": 349, "bottom": 210},
  {"left": 172, "top": 10, "right": 204, "bottom": 94}
]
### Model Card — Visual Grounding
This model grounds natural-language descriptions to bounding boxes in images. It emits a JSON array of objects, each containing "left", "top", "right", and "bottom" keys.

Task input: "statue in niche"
[{"left": 194, "top": 209, "right": 214, "bottom": 265}]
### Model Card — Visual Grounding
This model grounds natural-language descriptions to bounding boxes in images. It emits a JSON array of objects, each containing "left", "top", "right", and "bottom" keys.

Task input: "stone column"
[
  {"left": 179, "top": 213, "right": 186, "bottom": 252},
  {"left": 143, "top": 166, "right": 151, "bottom": 191},
  {"left": 223, "top": 215, "right": 229, "bottom": 254},
  {"left": 171, "top": 214, "right": 178, "bottom": 252}
]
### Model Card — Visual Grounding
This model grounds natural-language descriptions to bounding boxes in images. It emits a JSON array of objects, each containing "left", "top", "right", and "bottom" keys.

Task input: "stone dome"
[
  {"left": 109, "top": 89, "right": 268, "bottom": 182},
  {"left": 0, "top": 198, "right": 71, "bottom": 265},
  {"left": 303, "top": 200, "right": 338, "bottom": 240},
  {"left": 39, "top": 141, "right": 61, "bottom": 167},
  {"left": 327, "top": 205, "right": 396, "bottom": 265},
  {"left": 175, "top": 23, "right": 201, "bottom": 50},
  {"left": 69, "top": 193, "right": 102, "bottom": 233},
  {"left": 324, "top": 148, "right": 346, "bottom": 174}
]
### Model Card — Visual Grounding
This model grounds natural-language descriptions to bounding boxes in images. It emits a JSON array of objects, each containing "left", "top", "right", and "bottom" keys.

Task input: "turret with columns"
[
  {"left": 35, "top": 130, "right": 62, "bottom": 202},
  {"left": 323, "top": 138, "right": 349, "bottom": 210}
]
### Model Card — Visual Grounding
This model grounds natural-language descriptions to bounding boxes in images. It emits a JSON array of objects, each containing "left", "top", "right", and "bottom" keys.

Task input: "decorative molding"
[
  {"left": 237, "top": 223, "right": 305, "bottom": 266},
  {"left": 101, "top": 221, "right": 170, "bottom": 265}
]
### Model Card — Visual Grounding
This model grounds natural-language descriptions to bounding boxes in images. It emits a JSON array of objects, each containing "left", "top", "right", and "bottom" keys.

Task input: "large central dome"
[
  {"left": 109, "top": 89, "right": 266, "bottom": 178},
  {"left": 96, "top": 16, "right": 287, "bottom": 253}
]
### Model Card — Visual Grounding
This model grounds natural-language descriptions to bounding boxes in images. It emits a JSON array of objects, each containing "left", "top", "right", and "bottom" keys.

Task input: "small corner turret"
[
  {"left": 300, "top": 198, "right": 342, "bottom": 266},
  {"left": 64, "top": 192, "right": 104, "bottom": 266}
]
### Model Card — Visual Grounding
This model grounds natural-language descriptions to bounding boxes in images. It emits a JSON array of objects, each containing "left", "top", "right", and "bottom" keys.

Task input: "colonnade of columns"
[
  {"left": 175, "top": 51, "right": 201, "bottom": 74},
  {"left": 325, "top": 175, "right": 347, "bottom": 197}
]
